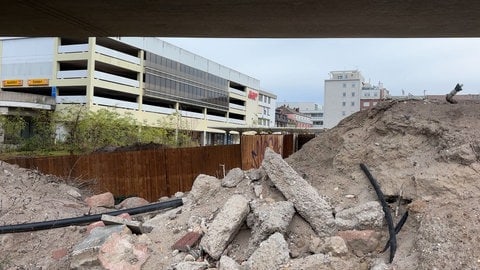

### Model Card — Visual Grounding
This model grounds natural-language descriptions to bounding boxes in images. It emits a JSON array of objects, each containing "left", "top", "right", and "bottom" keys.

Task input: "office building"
[{"left": 0, "top": 37, "right": 276, "bottom": 145}]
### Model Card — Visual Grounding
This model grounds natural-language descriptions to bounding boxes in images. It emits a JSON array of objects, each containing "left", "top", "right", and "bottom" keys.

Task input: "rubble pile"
[{"left": 1, "top": 99, "right": 480, "bottom": 269}]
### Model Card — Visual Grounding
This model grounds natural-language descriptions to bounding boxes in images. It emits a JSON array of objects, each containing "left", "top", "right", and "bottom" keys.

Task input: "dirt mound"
[
  {"left": 1, "top": 98, "right": 479, "bottom": 269},
  {"left": 287, "top": 98, "right": 480, "bottom": 269}
]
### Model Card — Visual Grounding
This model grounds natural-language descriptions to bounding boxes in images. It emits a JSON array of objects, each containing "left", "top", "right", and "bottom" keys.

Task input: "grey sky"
[{"left": 161, "top": 38, "right": 480, "bottom": 104}]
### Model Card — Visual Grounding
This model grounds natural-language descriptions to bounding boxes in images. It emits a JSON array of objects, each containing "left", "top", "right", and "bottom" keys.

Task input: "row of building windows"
[
  {"left": 342, "top": 101, "right": 355, "bottom": 106},
  {"left": 363, "top": 92, "right": 379, "bottom": 97},
  {"left": 258, "top": 93, "right": 272, "bottom": 104},
  {"left": 144, "top": 72, "right": 229, "bottom": 110},
  {"left": 342, "top": 83, "right": 356, "bottom": 88},
  {"left": 342, "top": 92, "right": 356, "bottom": 97},
  {"left": 145, "top": 52, "right": 228, "bottom": 92}
]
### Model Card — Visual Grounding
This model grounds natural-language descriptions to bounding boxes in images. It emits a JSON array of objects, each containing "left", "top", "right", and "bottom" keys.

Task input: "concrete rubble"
[{"left": 221, "top": 167, "right": 245, "bottom": 187}]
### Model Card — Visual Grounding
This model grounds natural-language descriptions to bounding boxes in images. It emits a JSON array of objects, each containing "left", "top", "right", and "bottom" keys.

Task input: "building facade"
[
  {"left": 323, "top": 70, "right": 388, "bottom": 128},
  {"left": 275, "top": 105, "right": 313, "bottom": 128},
  {"left": 0, "top": 37, "right": 276, "bottom": 145},
  {"left": 277, "top": 102, "right": 324, "bottom": 128}
]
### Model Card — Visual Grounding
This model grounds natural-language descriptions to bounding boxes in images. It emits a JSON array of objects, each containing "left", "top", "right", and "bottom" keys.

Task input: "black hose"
[
  {"left": 0, "top": 198, "right": 183, "bottom": 234},
  {"left": 382, "top": 211, "right": 409, "bottom": 253},
  {"left": 360, "top": 163, "right": 396, "bottom": 263}
]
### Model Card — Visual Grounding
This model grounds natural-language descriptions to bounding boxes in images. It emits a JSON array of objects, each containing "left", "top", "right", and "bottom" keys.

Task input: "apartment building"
[
  {"left": 275, "top": 105, "right": 313, "bottom": 128},
  {"left": 277, "top": 102, "right": 324, "bottom": 128},
  {"left": 257, "top": 90, "right": 277, "bottom": 127},
  {"left": 0, "top": 37, "right": 276, "bottom": 145},
  {"left": 323, "top": 70, "right": 388, "bottom": 128}
]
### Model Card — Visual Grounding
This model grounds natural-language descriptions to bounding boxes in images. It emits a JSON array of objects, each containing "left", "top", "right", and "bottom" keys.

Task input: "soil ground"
[{"left": 0, "top": 98, "right": 479, "bottom": 269}]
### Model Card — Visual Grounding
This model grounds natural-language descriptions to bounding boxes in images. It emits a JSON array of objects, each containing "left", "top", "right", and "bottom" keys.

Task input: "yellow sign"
[
  {"left": 27, "top": 78, "right": 49, "bottom": 86},
  {"left": 2, "top": 79, "right": 23, "bottom": 87}
]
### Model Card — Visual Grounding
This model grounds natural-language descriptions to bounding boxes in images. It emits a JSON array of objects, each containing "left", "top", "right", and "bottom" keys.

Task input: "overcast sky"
[{"left": 161, "top": 38, "right": 480, "bottom": 104}]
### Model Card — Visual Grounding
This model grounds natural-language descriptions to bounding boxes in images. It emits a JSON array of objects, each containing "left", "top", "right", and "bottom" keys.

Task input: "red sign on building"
[{"left": 248, "top": 90, "right": 258, "bottom": 100}]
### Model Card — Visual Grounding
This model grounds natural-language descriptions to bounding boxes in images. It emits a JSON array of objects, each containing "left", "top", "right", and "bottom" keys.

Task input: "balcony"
[
  {"left": 95, "top": 45, "right": 141, "bottom": 65},
  {"left": 229, "top": 103, "right": 246, "bottom": 111},
  {"left": 207, "top": 115, "right": 227, "bottom": 122},
  {"left": 92, "top": 96, "right": 138, "bottom": 110},
  {"left": 93, "top": 71, "right": 140, "bottom": 88},
  {"left": 57, "top": 70, "right": 88, "bottom": 79},
  {"left": 58, "top": 44, "right": 89, "bottom": 54}
]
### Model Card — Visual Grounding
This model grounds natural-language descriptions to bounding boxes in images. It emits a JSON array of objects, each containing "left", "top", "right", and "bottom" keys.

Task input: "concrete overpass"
[{"left": 1, "top": 0, "right": 479, "bottom": 37}]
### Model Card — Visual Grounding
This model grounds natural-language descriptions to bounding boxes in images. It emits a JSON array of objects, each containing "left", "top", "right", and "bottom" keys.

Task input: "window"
[
  {"left": 342, "top": 92, "right": 346, "bottom": 97},
  {"left": 373, "top": 102, "right": 378, "bottom": 106},
  {"left": 351, "top": 92, "right": 355, "bottom": 97},
  {"left": 351, "top": 101, "right": 355, "bottom": 106},
  {"left": 352, "top": 83, "right": 356, "bottom": 88},
  {"left": 338, "top": 75, "right": 343, "bottom": 79},
  {"left": 342, "top": 101, "right": 346, "bottom": 106},
  {"left": 364, "top": 102, "right": 370, "bottom": 107},
  {"left": 374, "top": 92, "right": 378, "bottom": 97},
  {"left": 343, "top": 83, "right": 347, "bottom": 88},
  {"left": 342, "top": 111, "right": 346, "bottom": 116}
]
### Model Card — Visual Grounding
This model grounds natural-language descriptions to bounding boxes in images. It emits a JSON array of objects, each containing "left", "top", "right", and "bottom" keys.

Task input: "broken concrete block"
[
  {"left": 85, "top": 192, "right": 115, "bottom": 208},
  {"left": 172, "top": 231, "right": 203, "bottom": 252},
  {"left": 200, "top": 194, "right": 250, "bottom": 260},
  {"left": 98, "top": 229, "right": 150, "bottom": 270},
  {"left": 245, "top": 167, "right": 266, "bottom": 181},
  {"left": 337, "top": 230, "right": 381, "bottom": 255},
  {"left": 101, "top": 214, "right": 145, "bottom": 234},
  {"left": 67, "top": 188, "right": 82, "bottom": 199},
  {"left": 71, "top": 225, "right": 128, "bottom": 269},
  {"left": 261, "top": 147, "right": 336, "bottom": 237},
  {"left": 244, "top": 232, "right": 290, "bottom": 270},
  {"left": 335, "top": 201, "right": 384, "bottom": 230},
  {"left": 248, "top": 200, "right": 295, "bottom": 255},
  {"left": 187, "top": 174, "right": 221, "bottom": 205},
  {"left": 222, "top": 167, "right": 245, "bottom": 187},
  {"left": 219, "top": 255, "right": 241, "bottom": 270},
  {"left": 116, "top": 197, "right": 149, "bottom": 209}
]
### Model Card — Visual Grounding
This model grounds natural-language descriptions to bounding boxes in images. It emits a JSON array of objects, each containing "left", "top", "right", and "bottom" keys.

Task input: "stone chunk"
[
  {"left": 261, "top": 148, "right": 336, "bottom": 236},
  {"left": 200, "top": 194, "right": 250, "bottom": 260},
  {"left": 187, "top": 174, "right": 221, "bottom": 205},
  {"left": 98, "top": 229, "right": 150, "bottom": 270},
  {"left": 335, "top": 201, "right": 384, "bottom": 230},
  {"left": 172, "top": 231, "right": 203, "bottom": 252},
  {"left": 285, "top": 253, "right": 360, "bottom": 270},
  {"left": 245, "top": 167, "right": 266, "bottom": 181},
  {"left": 337, "top": 230, "right": 381, "bottom": 254},
  {"left": 71, "top": 225, "right": 128, "bottom": 269},
  {"left": 85, "top": 192, "right": 115, "bottom": 208},
  {"left": 101, "top": 214, "right": 146, "bottom": 234},
  {"left": 245, "top": 232, "right": 290, "bottom": 270},
  {"left": 248, "top": 200, "right": 295, "bottom": 254},
  {"left": 321, "top": 236, "right": 349, "bottom": 256},
  {"left": 219, "top": 255, "right": 241, "bottom": 270},
  {"left": 116, "top": 197, "right": 149, "bottom": 209},
  {"left": 222, "top": 167, "right": 245, "bottom": 187}
]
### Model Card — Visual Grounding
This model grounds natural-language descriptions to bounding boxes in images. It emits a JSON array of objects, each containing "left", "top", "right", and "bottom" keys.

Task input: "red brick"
[
  {"left": 51, "top": 247, "right": 68, "bottom": 260},
  {"left": 172, "top": 232, "right": 203, "bottom": 251}
]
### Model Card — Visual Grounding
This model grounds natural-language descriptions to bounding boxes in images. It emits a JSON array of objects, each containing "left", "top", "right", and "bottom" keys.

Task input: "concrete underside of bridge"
[{"left": 1, "top": 0, "right": 479, "bottom": 37}]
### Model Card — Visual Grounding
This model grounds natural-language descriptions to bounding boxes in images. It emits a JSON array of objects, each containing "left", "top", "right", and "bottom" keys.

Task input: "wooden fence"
[
  {"left": 6, "top": 145, "right": 241, "bottom": 202},
  {"left": 241, "top": 134, "right": 294, "bottom": 170},
  {"left": 4, "top": 133, "right": 308, "bottom": 202}
]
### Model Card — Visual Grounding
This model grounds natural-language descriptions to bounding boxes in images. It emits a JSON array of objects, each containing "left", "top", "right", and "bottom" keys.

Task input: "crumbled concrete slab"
[
  {"left": 245, "top": 167, "right": 266, "bottom": 181},
  {"left": 222, "top": 167, "right": 245, "bottom": 187},
  {"left": 200, "top": 194, "right": 250, "bottom": 260},
  {"left": 71, "top": 225, "right": 129, "bottom": 269},
  {"left": 262, "top": 148, "right": 336, "bottom": 236},
  {"left": 244, "top": 232, "right": 290, "bottom": 270},
  {"left": 248, "top": 200, "right": 295, "bottom": 255},
  {"left": 185, "top": 174, "right": 221, "bottom": 206},
  {"left": 173, "top": 261, "right": 209, "bottom": 270},
  {"left": 335, "top": 201, "right": 384, "bottom": 230}
]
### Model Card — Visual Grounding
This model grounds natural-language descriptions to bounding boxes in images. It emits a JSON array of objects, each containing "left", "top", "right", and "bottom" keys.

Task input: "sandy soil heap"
[{"left": 0, "top": 98, "right": 479, "bottom": 270}]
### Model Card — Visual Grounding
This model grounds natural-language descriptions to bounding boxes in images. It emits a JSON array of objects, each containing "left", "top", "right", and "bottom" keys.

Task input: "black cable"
[
  {"left": 0, "top": 198, "right": 183, "bottom": 234},
  {"left": 360, "top": 163, "right": 396, "bottom": 263},
  {"left": 382, "top": 211, "right": 409, "bottom": 253}
]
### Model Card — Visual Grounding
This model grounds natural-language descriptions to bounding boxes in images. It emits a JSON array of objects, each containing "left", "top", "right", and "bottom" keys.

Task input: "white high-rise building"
[{"left": 323, "top": 70, "right": 388, "bottom": 129}]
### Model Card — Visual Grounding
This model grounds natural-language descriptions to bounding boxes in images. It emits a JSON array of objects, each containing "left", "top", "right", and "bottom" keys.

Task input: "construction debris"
[{"left": 1, "top": 99, "right": 480, "bottom": 269}]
